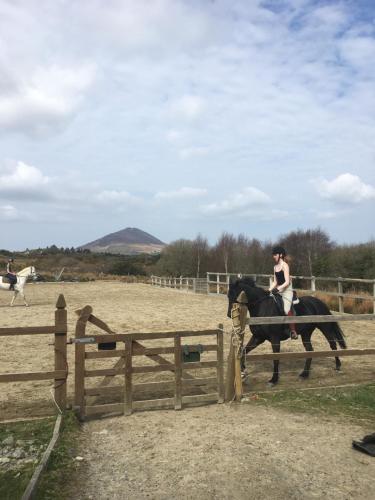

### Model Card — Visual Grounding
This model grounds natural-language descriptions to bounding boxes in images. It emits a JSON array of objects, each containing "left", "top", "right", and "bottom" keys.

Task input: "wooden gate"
[{"left": 73, "top": 306, "right": 224, "bottom": 419}]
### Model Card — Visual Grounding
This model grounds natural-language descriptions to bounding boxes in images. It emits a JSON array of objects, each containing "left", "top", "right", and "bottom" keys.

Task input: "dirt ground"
[
  {"left": 1, "top": 282, "right": 375, "bottom": 499},
  {"left": 70, "top": 404, "right": 374, "bottom": 500}
]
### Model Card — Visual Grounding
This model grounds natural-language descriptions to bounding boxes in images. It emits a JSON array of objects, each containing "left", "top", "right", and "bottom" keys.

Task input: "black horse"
[{"left": 227, "top": 278, "right": 346, "bottom": 385}]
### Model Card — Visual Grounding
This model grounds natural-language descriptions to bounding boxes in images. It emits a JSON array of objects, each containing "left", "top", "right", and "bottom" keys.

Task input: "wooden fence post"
[
  {"left": 124, "top": 337, "right": 133, "bottom": 416},
  {"left": 217, "top": 324, "right": 224, "bottom": 403},
  {"left": 216, "top": 274, "right": 220, "bottom": 295},
  {"left": 225, "top": 291, "right": 247, "bottom": 402},
  {"left": 74, "top": 305, "right": 92, "bottom": 420},
  {"left": 174, "top": 335, "right": 182, "bottom": 410},
  {"left": 373, "top": 280, "right": 375, "bottom": 315},
  {"left": 338, "top": 278, "right": 344, "bottom": 313},
  {"left": 54, "top": 294, "right": 67, "bottom": 411}
]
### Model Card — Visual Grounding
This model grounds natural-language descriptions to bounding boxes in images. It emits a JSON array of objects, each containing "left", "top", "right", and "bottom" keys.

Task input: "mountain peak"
[{"left": 79, "top": 227, "right": 165, "bottom": 255}]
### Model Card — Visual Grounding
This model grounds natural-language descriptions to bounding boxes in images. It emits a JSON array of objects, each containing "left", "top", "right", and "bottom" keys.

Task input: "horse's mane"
[{"left": 229, "top": 277, "right": 267, "bottom": 301}]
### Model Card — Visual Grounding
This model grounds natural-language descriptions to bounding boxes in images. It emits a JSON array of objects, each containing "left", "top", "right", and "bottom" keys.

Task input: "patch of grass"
[
  {"left": 35, "top": 411, "right": 82, "bottom": 500},
  {"left": 0, "top": 417, "right": 55, "bottom": 500},
  {"left": 0, "top": 412, "right": 82, "bottom": 500},
  {"left": 248, "top": 383, "right": 375, "bottom": 422}
]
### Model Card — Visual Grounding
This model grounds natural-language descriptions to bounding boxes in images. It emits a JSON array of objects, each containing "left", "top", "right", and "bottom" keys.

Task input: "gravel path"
[{"left": 69, "top": 403, "right": 375, "bottom": 500}]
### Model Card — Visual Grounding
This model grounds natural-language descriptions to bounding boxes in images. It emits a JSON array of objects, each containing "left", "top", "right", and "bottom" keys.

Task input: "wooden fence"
[
  {"left": 73, "top": 306, "right": 224, "bottom": 419},
  {"left": 0, "top": 294, "right": 68, "bottom": 410},
  {"left": 226, "top": 295, "right": 375, "bottom": 401},
  {"left": 151, "top": 272, "right": 375, "bottom": 314},
  {"left": 151, "top": 276, "right": 208, "bottom": 294}
]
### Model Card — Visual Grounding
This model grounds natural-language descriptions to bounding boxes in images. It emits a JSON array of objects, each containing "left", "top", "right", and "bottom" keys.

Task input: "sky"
[{"left": 1, "top": 0, "right": 375, "bottom": 250}]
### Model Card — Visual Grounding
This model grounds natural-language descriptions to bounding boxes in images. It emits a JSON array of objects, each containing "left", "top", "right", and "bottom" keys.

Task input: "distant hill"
[{"left": 79, "top": 227, "right": 166, "bottom": 255}]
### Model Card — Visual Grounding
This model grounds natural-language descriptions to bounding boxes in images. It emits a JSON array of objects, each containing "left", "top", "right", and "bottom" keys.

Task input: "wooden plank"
[
  {"left": 0, "top": 370, "right": 66, "bottom": 383},
  {"left": 0, "top": 326, "right": 55, "bottom": 336},
  {"left": 134, "top": 380, "right": 175, "bottom": 391},
  {"left": 181, "top": 361, "right": 218, "bottom": 370},
  {"left": 133, "top": 344, "right": 218, "bottom": 356},
  {"left": 246, "top": 313, "right": 375, "bottom": 326},
  {"left": 132, "top": 364, "right": 176, "bottom": 374},
  {"left": 21, "top": 414, "right": 62, "bottom": 500},
  {"left": 85, "top": 403, "right": 123, "bottom": 416},
  {"left": 75, "top": 309, "right": 115, "bottom": 335},
  {"left": 247, "top": 348, "right": 375, "bottom": 362},
  {"left": 124, "top": 338, "right": 133, "bottom": 416},
  {"left": 174, "top": 335, "right": 182, "bottom": 410},
  {"left": 182, "top": 377, "right": 217, "bottom": 387},
  {"left": 85, "top": 385, "right": 124, "bottom": 396},
  {"left": 132, "top": 398, "right": 175, "bottom": 410},
  {"left": 297, "top": 290, "right": 374, "bottom": 301},
  {"left": 217, "top": 325, "right": 225, "bottom": 403},
  {"left": 85, "top": 350, "right": 125, "bottom": 359},
  {"left": 54, "top": 294, "right": 67, "bottom": 411},
  {"left": 182, "top": 393, "right": 219, "bottom": 404},
  {"left": 83, "top": 329, "right": 220, "bottom": 343},
  {"left": 85, "top": 368, "right": 124, "bottom": 377},
  {"left": 74, "top": 305, "right": 92, "bottom": 420}
]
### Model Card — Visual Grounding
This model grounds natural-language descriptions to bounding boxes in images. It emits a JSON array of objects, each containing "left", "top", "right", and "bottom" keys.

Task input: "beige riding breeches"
[{"left": 280, "top": 284, "right": 293, "bottom": 314}]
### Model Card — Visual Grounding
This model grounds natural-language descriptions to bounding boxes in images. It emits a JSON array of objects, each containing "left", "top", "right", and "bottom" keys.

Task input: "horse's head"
[
  {"left": 17, "top": 266, "right": 37, "bottom": 279},
  {"left": 227, "top": 277, "right": 256, "bottom": 318}
]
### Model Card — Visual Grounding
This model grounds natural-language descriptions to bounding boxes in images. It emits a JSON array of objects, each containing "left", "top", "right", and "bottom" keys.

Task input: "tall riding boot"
[{"left": 287, "top": 310, "right": 298, "bottom": 339}]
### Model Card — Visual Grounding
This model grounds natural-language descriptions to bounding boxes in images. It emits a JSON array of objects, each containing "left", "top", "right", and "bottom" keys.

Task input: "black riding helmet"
[{"left": 272, "top": 245, "right": 286, "bottom": 257}]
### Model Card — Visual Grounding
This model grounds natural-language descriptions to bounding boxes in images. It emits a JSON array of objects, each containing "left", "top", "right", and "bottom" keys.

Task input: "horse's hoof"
[
  {"left": 299, "top": 372, "right": 309, "bottom": 379},
  {"left": 267, "top": 378, "right": 278, "bottom": 386}
]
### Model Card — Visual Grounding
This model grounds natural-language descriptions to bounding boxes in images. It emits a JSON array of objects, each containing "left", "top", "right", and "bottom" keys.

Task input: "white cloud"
[
  {"left": 339, "top": 37, "right": 375, "bottom": 71},
  {"left": 0, "top": 64, "right": 95, "bottom": 137},
  {"left": 0, "top": 205, "right": 20, "bottom": 221},
  {"left": 170, "top": 95, "right": 205, "bottom": 121},
  {"left": 155, "top": 187, "right": 207, "bottom": 200},
  {"left": 313, "top": 173, "right": 375, "bottom": 204},
  {"left": 179, "top": 146, "right": 210, "bottom": 159},
  {"left": 0, "top": 161, "right": 51, "bottom": 200},
  {"left": 201, "top": 187, "right": 271, "bottom": 216},
  {"left": 95, "top": 190, "right": 143, "bottom": 205},
  {"left": 166, "top": 129, "right": 184, "bottom": 143}
]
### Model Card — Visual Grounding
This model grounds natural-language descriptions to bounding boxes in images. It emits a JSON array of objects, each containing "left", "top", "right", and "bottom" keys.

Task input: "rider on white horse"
[
  {"left": 6, "top": 258, "right": 17, "bottom": 291},
  {"left": 0, "top": 264, "right": 36, "bottom": 306}
]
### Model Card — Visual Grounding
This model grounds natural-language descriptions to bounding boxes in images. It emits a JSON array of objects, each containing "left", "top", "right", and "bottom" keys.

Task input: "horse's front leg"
[
  {"left": 299, "top": 331, "right": 314, "bottom": 378},
  {"left": 10, "top": 291, "right": 18, "bottom": 306},
  {"left": 241, "top": 335, "right": 265, "bottom": 372},
  {"left": 21, "top": 291, "right": 29, "bottom": 307},
  {"left": 268, "top": 335, "right": 280, "bottom": 385}
]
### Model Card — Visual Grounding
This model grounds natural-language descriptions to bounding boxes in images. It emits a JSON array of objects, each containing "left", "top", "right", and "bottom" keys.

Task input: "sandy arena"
[{"left": 1, "top": 282, "right": 375, "bottom": 499}]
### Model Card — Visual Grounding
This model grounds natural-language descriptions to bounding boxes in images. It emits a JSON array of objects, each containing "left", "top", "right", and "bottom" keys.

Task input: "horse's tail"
[{"left": 302, "top": 296, "right": 347, "bottom": 349}]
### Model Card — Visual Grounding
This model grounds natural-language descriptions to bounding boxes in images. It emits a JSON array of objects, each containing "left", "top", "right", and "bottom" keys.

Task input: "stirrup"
[{"left": 290, "top": 331, "right": 298, "bottom": 340}]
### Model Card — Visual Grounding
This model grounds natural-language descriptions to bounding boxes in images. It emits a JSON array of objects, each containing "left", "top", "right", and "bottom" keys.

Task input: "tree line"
[{"left": 154, "top": 228, "right": 375, "bottom": 280}]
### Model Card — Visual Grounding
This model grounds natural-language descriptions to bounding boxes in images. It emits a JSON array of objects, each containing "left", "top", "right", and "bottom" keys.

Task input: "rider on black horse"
[
  {"left": 269, "top": 246, "right": 298, "bottom": 339},
  {"left": 6, "top": 258, "right": 17, "bottom": 291}
]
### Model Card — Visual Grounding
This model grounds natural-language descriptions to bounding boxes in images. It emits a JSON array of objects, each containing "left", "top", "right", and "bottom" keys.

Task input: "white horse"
[{"left": 0, "top": 266, "right": 36, "bottom": 306}]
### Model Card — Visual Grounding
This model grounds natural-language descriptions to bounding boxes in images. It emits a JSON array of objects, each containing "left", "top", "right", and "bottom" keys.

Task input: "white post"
[
  {"left": 269, "top": 276, "right": 273, "bottom": 289},
  {"left": 217, "top": 274, "right": 220, "bottom": 295},
  {"left": 311, "top": 276, "right": 316, "bottom": 292}
]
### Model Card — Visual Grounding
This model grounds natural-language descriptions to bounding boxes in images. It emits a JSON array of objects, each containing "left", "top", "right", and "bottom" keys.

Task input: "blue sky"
[{"left": 1, "top": 0, "right": 375, "bottom": 250}]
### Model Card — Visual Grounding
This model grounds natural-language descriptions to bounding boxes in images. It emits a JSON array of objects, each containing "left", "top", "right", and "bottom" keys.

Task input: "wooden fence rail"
[
  {"left": 0, "top": 294, "right": 68, "bottom": 411},
  {"left": 73, "top": 306, "right": 224, "bottom": 419},
  {"left": 226, "top": 296, "right": 375, "bottom": 401},
  {"left": 152, "top": 273, "right": 375, "bottom": 314}
]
